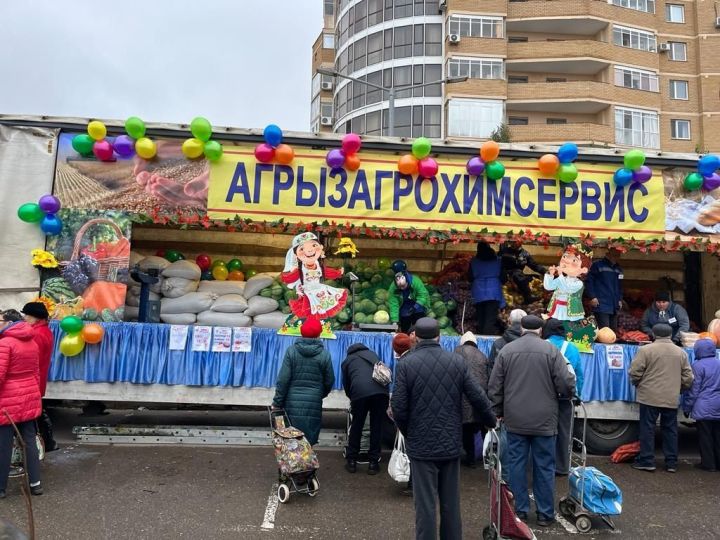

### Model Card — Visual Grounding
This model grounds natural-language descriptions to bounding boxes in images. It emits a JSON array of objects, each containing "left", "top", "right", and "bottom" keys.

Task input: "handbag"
[
  {"left": 388, "top": 431, "right": 411, "bottom": 483},
  {"left": 360, "top": 352, "right": 392, "bottom": 386}
]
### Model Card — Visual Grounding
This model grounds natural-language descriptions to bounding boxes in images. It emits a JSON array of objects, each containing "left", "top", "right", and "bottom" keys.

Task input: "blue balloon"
[
  {"left": 263, "top": 124, "right": 283, "bottom": 148},
  {"left": 40, "top": 214, "right": 63, "bottom": 235},
  {"left": 613, "top": 168, "right": 634, "bottom": 187},
  {"left": 557, "top": 142, "right": 578, "bottom": 164},
  {"left": 698, "top": 155, "right": 720, "bottom": 176}
]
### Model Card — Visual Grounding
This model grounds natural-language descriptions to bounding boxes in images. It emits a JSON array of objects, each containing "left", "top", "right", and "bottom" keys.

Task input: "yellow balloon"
[
  {"left": 182, "top": 138, "right": 204, "bottom": 159},
  {"left": 135, "top": 137, "right": 157, "bottom": 159},
  {"left": 212, "top": 265, "right": 229, "bottom": 281},
  {"left": 60, "top": 333, "right": 86, "bottom": 357},
  {"left": 87, "top": 120, "right": 107, "bottom": 141}
]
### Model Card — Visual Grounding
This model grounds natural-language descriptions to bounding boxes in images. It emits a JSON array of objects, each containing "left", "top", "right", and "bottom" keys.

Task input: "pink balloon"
[
  {"left": 418, "top": 157, "right": 439, "bottom": 179},
  {"left": 92, "top": 140, "right": 114, "bottom": 161},
  {"left": 341, "top": 133, "right": 362, "bottom": 155},
  {"left": 254, "top": 143, "right": 275, "bottom": 163}
]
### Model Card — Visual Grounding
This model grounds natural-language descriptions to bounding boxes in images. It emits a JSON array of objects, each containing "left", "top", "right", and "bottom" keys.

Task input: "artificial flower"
[{"left": 31, "top": 249, "right": 59, "bottom": 269}]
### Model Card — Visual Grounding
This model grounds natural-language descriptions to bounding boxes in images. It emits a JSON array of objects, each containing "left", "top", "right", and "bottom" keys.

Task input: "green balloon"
[
  {"left": 485, "top": 161, "right": 506, "bottom": 181},
  {"left": 191, "top": 117, "right": 213, "bottom": 142},
  {"left": 125, "top": 116, "right": 146, "bottom": 139},
  {"left": 71, "top": 134, "right": 94, "bottom": 157},
  {"left": 203, "top": 140, "right": 223, "bottom": 161},
  {"left": 227, "top": 258, "right": 243, "bottom": 271},
  {"left": 684, "top": 172, "right": 704, "bottom": 191},
  {"left": 17, "top": 203, "right": 44, "bottom": 223},
  {"left": 624, "top": 149, "right": 645, "bottom": 170},
  {"left": 165, "top": 250, "right": 183, "bottom": 263},
  {"left": 245, "top": 268, "right": 258, "bottom": 278},
  {"left": 60, "top": 315, "right": 84, "bottom": 334},
  {"left": 411, "top": 137, "right": 432, "bottom": 160},
  {"left": 557, "top": 163, "right": 579, "bottom": 183},
  {"left": 212, "top": 260, "right": 226, "bottom": 269}
]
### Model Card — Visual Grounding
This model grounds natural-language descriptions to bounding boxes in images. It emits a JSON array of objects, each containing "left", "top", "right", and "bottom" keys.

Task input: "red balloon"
[
  {"left": 195, "top": 254, "right": 212, "bottom": 271},
  {"left": 155, "top": 249, "right": 166, "bottom": 257}
]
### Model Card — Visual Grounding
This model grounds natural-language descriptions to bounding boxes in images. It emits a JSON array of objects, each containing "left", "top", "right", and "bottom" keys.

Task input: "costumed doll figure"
[
  {"left": 544, "top": 244, "right": 593, "bottom": 322},
  {"left": 281, "top": 232, "right": 348, "bottom": 320}
]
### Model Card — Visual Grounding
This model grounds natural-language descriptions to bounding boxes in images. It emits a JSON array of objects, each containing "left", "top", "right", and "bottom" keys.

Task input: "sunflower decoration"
[
  {"left": 33, "top": 296, "right": 56, "bottom": 317},
  {"left": 31, "top": 249, "right": 59, "bottom": 269},
  {"left": 334, "top": 238, "right": 359, "bottom": 258}
]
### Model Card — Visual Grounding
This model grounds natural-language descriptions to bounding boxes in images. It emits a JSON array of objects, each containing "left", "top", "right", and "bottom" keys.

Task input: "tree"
[{"left": 490, "top": 122, "right": 511, "bottom": 143}]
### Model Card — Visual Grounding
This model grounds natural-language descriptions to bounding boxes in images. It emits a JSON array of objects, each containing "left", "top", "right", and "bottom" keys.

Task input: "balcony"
[
  {"left": 509, "top": 122, "right": 614, "bottom": 144},
  {"left": 507, "top": 81, "right": 612, "bottom": 114}
]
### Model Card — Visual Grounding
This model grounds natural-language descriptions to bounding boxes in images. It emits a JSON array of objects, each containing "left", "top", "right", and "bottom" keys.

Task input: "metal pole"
[{"left": 388, "top": 87, "right": 395, "bottom": 138}]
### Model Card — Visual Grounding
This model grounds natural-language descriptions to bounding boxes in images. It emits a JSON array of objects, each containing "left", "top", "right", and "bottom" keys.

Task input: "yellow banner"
[{"left": 207, "top": 144, "right": 666, "bottom": 240}]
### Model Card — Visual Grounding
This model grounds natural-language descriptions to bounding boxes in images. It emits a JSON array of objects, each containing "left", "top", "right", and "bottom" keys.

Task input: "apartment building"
[{"left": 311, "top": 0, "right": 720, "bottom": 152}]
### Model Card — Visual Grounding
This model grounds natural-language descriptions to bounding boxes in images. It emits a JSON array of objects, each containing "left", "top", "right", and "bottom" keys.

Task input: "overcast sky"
[{"left": 0, "top": 1, "right": 321, "bottom": 131}]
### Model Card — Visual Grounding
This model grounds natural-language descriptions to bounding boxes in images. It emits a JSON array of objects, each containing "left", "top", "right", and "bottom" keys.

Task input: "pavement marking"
[{"left": 261, "top": 482, "right": 279, "bottom": 531}]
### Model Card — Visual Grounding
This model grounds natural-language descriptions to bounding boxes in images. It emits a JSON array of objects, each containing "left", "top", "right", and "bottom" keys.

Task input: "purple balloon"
[
  {"left": 326, "top": 148, "right": 345, "bottom": 169},
  {"left": 703, "top": 172, "right": 720, "bottom": 191},
  {"left": 38, "top": 194, "right": 61, "bottom": 214},
  {"left": 466, "top": 157, "right": 485, "bottom": 176},
  {"left": 113, "top": 135, "right": 136, "bottom": 157},
  {"left": 632, "top": 165, "right": 652, "bottom": 184}
]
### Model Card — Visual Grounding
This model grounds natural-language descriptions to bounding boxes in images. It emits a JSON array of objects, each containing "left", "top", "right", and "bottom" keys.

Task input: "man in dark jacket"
[
  {"left": 488, "top": 309, "right": 526, "bottom": 370},
  {"left": 489, "top": 315, "right": 575, "bottom": 527},
  {"left": 391, "top": 318, "right": 496, "bottom": 540},
  {"left": 500, "top": 242, "right": 546, "bottom": 304},
  {"left": 585, "top": 248, "right": 623, "bottom": 332},
  {"left": 640, "top": 291, "right": 690, "bottom": 343},
  {"left": 342, "top": 343, "right": 390, "bottom": 474}
]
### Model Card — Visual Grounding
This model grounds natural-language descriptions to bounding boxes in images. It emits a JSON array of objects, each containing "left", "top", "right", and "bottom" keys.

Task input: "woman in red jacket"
[{"left": 0, "top": 310, "right": 43, "bottom": 498}]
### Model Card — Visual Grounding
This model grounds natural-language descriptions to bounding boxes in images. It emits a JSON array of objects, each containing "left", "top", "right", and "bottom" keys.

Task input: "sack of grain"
[
  {"left": 196, "top": 311, "right": 252, "bottom": 327},
  {"left": 211, "top": 294, "right": 249, "bottom": 313},
  {"left": 244, "top": 296, "right": 279, "bottom": 317},
  {"left": 138, "top": 256, "right": 171, "bottom": 272},
  {"left": 680, "top": 331, "right": 700, "bottom": 348},
  {"left": 252, "top": 311, "right": 287, "bottom": 329},
  {"left": 124, "top": 305, "right": 140, "bottom": 321},
  {"left": 126, "top": 289, "right": 159, "bottom": 307},
  {"left": 160, "top": 313, "right": 197, "bottom": 325},
  {"left": 243, "top": 275, "right": 274, "bottom": 299},
  {"left": 161, "top": 277, "right": 200, "bottom": 299},
  {"left": 130, "top": 251, "right": 144, "bottom": 268},
  {"left": 161, "top": 292, "right": 216, "bottom": 315},
  {"left": 150, "top": 278, "right": 164, "bottom": 295},
  {"left": 162, "top": 260, "right": 202, "bottom": 281},
  {"left": 198, "top": 281, "right": 246, "bottom": 296}
]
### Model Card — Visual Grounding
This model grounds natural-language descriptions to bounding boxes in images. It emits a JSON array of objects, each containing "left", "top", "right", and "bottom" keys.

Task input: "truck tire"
[{"left": 577, "top": 420, "right": 638, "bottom": 455}]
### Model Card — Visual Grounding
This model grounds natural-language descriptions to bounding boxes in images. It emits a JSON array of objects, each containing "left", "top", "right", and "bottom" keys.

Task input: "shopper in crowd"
[
  {"left": 585, "top": 248, "right": 623, "bottom": 332},
  {"left": 453, "top": 331, "right": 489, "bottom": 468},
  {"left": 272, "top": 318, "right": 335, "bottom": 446},
  {"left": 387, "top": 260, "right": 430, "bottom": 333},
  {"left": 392, "top": 318, "right": 496, "bottom": 540},
  {"left": 500, "top": 242, "right": 546, "bottom": 304},
  {"left": 21, "top": 302, "right": 57, "bottom": 452},
  {"left": 342, "top": 342, "right": 390, "bottom": 475},
  {"left": 489, "top": 315, "right": 575, "bottom": 526},
  {"left": 488, "top": 308, "right": 526, "bottom": 371},
  {"left": 468, "top": 242, "right": 505, "bottom": 335},
  {"left": 630, "top": 323, "right": 693, "bottom": 473},
  {"left": 0, "top": 309, "right": 43, "bottom": 498},
  {"left": 543, "top": 318, "right": 583, "bottom": 476},
  {"left": 640, "top": 291, "right": 690, "bottom": 344},
  {"left": 683, "top": 339, "right": 720, "bottom": 471},
  {"left": 391, "top": 332, "right": 415, "bottom": 496}
]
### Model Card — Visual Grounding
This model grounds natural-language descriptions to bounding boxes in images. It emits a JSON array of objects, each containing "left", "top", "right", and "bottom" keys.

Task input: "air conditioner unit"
[
  {"left": 715, "top": 17, "right": 720, "bottom": 28},
  {"left": 321, "top": 81, "right": 334, "bottom": 91},
  {"left": 658, "top": 43, "right": 670, "bottom": 52},
  {"left": 320, "top": 116, "right": 334, "bottom": 126},
  {"left": 448, "top": 33, "right": 461, "bottom": 44},
  {"left": 439, "top": 0, "right": 447, "bottom": 10}
]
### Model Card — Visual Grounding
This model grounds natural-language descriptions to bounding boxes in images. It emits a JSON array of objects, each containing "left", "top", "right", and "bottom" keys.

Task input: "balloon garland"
[
  {"left": 613, "top": 149, "right": 651, "bottom": 187},
  {"left": 17, "top": 194, "right": 63, "bottom": 235},
  {"left": 467, "top": 141, "right": 505, "bottom": 181},
  {"left": 326, "top": 133, "right": 362, "bottom": 171},
  {"left": 58, "top": 315, "right": 105, "bottom": 357},
  {"left": 684, "top": 154, "right": 720, "bottom": 191},
  {"left": 182, "top": 117, "right": 224, "bottom": 162},
  {"left": 255, "top": 125, "right": 294, "bottom": 165},
  {"left": 537, "top": 142, "right": 578, "bottom": 183},
  {"left": 397, "top": 137, "right": 438, "bottom": 179}
]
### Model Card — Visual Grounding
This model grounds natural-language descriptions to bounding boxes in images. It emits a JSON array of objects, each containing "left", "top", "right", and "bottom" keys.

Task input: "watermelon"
[
  {"left": 42, "top": 277, "right": 76, "bottom": 303},
  {"left": 337, "top": 309, "right": 351, "bottom": 323},
  {"left": 446, "top": 299, "right": 457, "bottom": 311},
  {"left": 361, "top": 282, "right": 372, "bottom": 291},
  {"left": 360, "top": 299, "right": 377, "bottom": 314},
  {"left": 376, "top": 304, "right": 388, "bottom": 313},
  {"left": 438, "top": 316, "right": 451, "bottom": 329},
  {"left": 101, "top": 308, "right": 115, "bottom": 322},
  {"left": 353, "top": 313, "right": 366, "bottom": 324},
  {"left": 384, "top": 268, "right": 396, "bottom": 279},
  {"left": 270, "top": 284, "right": 284, "bottom": 298},
  {"left": 83, "top": 308, "right": 98, "bottom": 321},
  {"left": 433, "top": 301, "right": 448, "bottom": 317},
  {"left": 370, "top": 274, "right": 383, "bottom": 285},
  {"left": 430, "top": 292, "right": 443, "bottom": 303},
  {"left": 426, "top": 311, "right": 436, "bottom": 319},
  {"left": 284, "top": 289, "right": 297, "bottom": 302},
  {"left": 325, "top": 280, "right": 339, "bottom": 287},
  {"left": 373, "top": 310, "right": 390, "bottom": 324},
  {"left": 281, "top": 306, "right": 291, "bottom": 314},
  {"left": 260, "top": 288, "right": 273, "bottom": 298}
]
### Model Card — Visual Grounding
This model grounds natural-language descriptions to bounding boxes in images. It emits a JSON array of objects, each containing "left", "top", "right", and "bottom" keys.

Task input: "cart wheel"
[
  {"left": 277, "top": 483, "right": 290, "bottom": 504},
  {"left": 575, "top": 515, "right": 592, "bottom": 533},
  {"left": 308, "top": 477, "right": 320, "bottom": 497},
  {"left": 559, "top": 498, "right": 572, "bottom": 517},
  {"left": 482, "top": 525, "right": 498, "bottom": 540}
]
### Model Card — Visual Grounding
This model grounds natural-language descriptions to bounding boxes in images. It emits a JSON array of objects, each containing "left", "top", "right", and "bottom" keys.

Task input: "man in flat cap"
[
  {"left": 391, "top": 317, "right": 496, "bottom": 540},
  {"left": 488, "top": 315, "right": 575, "bottom": 527},
  {"left": 640, "top": 291, "right": 689, "bottom": 344},
  {"left": 630, "top": 323, "right": 693, "bottom": 473}
]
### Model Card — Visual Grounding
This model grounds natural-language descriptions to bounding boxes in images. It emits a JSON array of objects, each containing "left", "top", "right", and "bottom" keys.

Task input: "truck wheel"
[{"left": 579, "top": 420, "right": 638, "bottom": 455}]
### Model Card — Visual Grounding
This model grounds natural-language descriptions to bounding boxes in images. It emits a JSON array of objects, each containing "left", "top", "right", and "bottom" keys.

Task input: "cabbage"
[{"left": 373, "top": 310, "right": 390, "bottom": 324}]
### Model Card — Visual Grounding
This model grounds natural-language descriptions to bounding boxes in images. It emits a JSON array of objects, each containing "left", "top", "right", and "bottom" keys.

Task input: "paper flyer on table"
[
  {"left": 212, "top": 327, "right": 232, "bottom": 353},
  {"left": 606, "top": 345, "right": 624, "bottom": 370},
  {"left": 192, "top": 326, "right": 212, "bottom": 352},
  {"left": 169, "top": 325, "right": 189, "bottom": 350},
  {"left": 232, "top": 327, "right": 252, "bottom": 352}
]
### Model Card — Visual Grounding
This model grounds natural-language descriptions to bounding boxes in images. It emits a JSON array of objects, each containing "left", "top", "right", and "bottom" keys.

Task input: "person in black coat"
[{"left": 342, "top": 343, "right": 390, "bottom": 475}]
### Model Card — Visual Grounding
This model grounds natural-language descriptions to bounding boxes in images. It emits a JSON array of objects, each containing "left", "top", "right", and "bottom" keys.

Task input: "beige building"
[{"left": 312, "top": 0, "right": 720, "bottom": 152}]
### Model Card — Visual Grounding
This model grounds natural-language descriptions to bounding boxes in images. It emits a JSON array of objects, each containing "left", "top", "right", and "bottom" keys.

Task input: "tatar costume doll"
[{"left": 543, "top": 245, "right": 593, "bottom": 322}]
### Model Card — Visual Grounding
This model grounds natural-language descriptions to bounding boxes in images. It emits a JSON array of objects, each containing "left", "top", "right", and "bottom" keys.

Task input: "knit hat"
[
  {"left": 652, "top": 323, "right": 672, "bottom": 338},
  {"left": 415, "top": 317, "right": 439, "bottom": 339},
  {"left": 392, "top": 333, "right": 413, "bottom": 356},
  {"left": 460, "top": 331, "right": 477, "bottom": 345},
  {"left": 21, "top": 302, "right": 49, "bottom": 320},
  {"left": 300, "top": 318, "right": 323, "bottom": 338},
  {"left": 694, "top": 338, "right": 717, "bottom": 360},
  {"left": 655, "top": 291, "right": 671, "bottom": 302},
  {"left": 521, "top": 315, "right": 544, "bottom": 331}
]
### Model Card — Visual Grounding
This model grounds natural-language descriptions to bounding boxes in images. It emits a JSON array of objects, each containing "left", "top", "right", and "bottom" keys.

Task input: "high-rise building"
[{"left": 311, "top": 0, "right": 720, "bottom": 152}]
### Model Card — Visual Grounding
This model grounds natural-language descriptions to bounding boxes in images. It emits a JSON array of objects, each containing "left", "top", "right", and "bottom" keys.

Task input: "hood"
[
  {"left": 347, "top": 343, "right": 369, "bottom": 355},
  {"left": 694, "top": 339, "right": 717, "bottom": 361},
  {"left": 0, "top": 321, "right": 34, "bottom": 341},
  {"left": 503, "top": 322, "right": 523, "bottom": 342},
  {"left": 294, "top": 338, "right": 326, "bottom": 357}
]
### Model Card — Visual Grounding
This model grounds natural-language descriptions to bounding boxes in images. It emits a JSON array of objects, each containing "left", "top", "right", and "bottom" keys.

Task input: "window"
[
  {"left": 508, "top": 36, "right": 528, "bottom": 43},
  {"left": 383, "top": 29, "right": 393, "bottom": 61},
  {"left": 355, "top": 0, "right": 367, "bottom": 33},
  {"left": 367, "top": 32, "right": 383, "bottom": 66},
  {"left": 321, "top": 101, "right": 334, "bottom": 119},
  {"left": 394, "top": 65, "right": 412, "bottom": 98},
  {"left": 412, "top": 105, "right": 423, "bottom": 137},
  {"left": 448, "top": 99, "right": 504, "bottom": 138},
  {"left": 368, "top": 0, "right": 383, "bottom": 26},
  {"left": 671, "top": 119, "right": 691, "bottom": 139},
  {"left": 425, "top": 0, "right": 438, "bottom": 15},
  {"left": 613, "top": 25, "right": 657, "bottom": 52},
  {"left": 615, "top": 107, "right": 660, "bottom": 148},
  {"left": 352, "top": 78, "right": 365, "bottom": 109},
  {"left": 508, "top": 76, "right": 529, "bottom": 84},
  {"left": 668, "top": 42, "right": 687, "bottom": 61},
  {"left": 665, "top": 4, "right": 684, "bottom": 22},
  {"left": 324, "top": 0, "right": 334, "bottom": 16},
  {"left": 353, "top": 37, "right": 367, "bottom": 71},
  {"left": 414, "top": 0, "right": 425, "bottom": 15},
  {"left": 547, "top": 118, "right": 567, "bottom": 125},
  {"left": 670, "top": 80, "right": 689, "bottom": 100},
  {"left": 425, "top": 24, "right": 442, "bottom": 56},
  {"left": 508, "top": 116, "right": 528, "bottom": 125},
  {"left": 366, "top": 71, "right": 383, "bottom": 104},
  {"left": 448, "top": 58, "right": 504, "bottom": 79},
  {"left": 395, "top": 0, "right": 413, "bottom": 18},
  {"left": 310, "top": 96, "right": 320, "bottom": 121},
  {"left": 366, "top": 110, "right": 381, "bottom": 136},
  {"left": 414, "top": 24, "right": 424, "bottom": 55},
  {"left": 394, "top": 106, "right": 412, "bottom": 137},
  {"left": 614, "top": 66, "right": 659, "bottom": 92},
  {"left": 413, "top": 65, "right": 424, "bottom": 97},
  {"left": 323, "top": 34, "right": 335, "bottom": 49},
  {"left": 612, "top": 0, "right": 655, "bottom": 13},
  {"left": 384, "top": 0, "right": 393, "bottom": 20},
  {"left": 449, "top": 15, "right": 504, "bottom": 38},
  {"left": 394, "top": 26, "right": 413, "bottom": 59},
  {"left": 546, "top": 77, "right": 566, "bottom": 83},
  {"left": 311, "top": 73, "right": 321, "bottom": 97},
  {"left": 425, "top": 64, "right": 442, "bottom": 97},
  {"left": 425, "top": 105, "right": 441, "bottom": 138}
]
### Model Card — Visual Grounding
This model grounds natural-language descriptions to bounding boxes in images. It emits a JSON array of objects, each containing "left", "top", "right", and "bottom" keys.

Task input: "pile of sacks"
[{"left": 124, "top": 254, "right": 288, "bottom": 329}]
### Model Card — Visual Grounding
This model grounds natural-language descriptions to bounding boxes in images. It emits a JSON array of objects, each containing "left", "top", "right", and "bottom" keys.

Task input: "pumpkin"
[
  {"left": 698, "top": 331, "right": 718, "bottom": 345},
  {"left": 708, "top": 318, "right": 720, "bottom": 341},
  {"left": 596, "top": 327, "right": 617, "bottom": 344}
]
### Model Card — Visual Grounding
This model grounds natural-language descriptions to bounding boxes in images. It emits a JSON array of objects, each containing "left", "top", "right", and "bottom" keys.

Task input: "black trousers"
[
  {"left": 0, "top": 421, "right": 41, "bottom": 491},
  {"left": 556, "top": 400, "right": 574, "bottom": 474},
  {"left": 461, "top": 423, "right": 481, "bottom": 464},
  {"left": 697, "top": 420, "right": 720, "bottom": 470},
  {"left": 346, "top": 394, "right": 389, "bottom": 462},
  {"left": 595, "top": 312, "right": 618, "bottom": 332},
  {"left": 400, "top": 312, "right": 424, "bottom": 333},
  {"left": 411, "top": 458, "right": 462, "bottom": 540},
  {"left": 474, "top": 301, "right": 499, "bottom": 335}
]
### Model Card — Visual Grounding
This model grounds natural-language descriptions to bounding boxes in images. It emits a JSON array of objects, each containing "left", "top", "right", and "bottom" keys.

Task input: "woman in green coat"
[{"left": 272, "top": 318, "right": 335, "bottom": 445}]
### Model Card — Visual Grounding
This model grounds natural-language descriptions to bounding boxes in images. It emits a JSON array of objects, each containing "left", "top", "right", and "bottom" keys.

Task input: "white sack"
[
  {"left": 162, "top": 260, "right": 202, "bottom": 280},
  {"left": 161, "top": 277, "right": 199, "bottom": 299},
  {"left": 252, "top": 311, "right": 287, "bottom": 329},
  {"left": 160, "top": 313, "right": 197, "bottom": 325},
  {"left": 196, "top": 311, "right": 252, "bottom": 327},
  {"left": 198, "top": 281, "right": 246, "bottom": 296},
  {"left": 243, "top": 275, "right": 274, "bottom": 299},
  {"left": 244, "top": 296, "right": 279, "bottom": 317},
  {"left": 161, "top": 292, "right": 216, "bottom": 314},
  {"left": 211, "top": 294, "right": 248, "bottom": 313}
]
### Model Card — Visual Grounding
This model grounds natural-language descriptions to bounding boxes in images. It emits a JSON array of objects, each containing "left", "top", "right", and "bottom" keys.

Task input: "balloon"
[
  {"left": 60, "top": 315, "right": 84, "bottom": 334},
  {"left": 113, "top": 135, "right": 135, "bottom": 157},
  {"left": 228, "top": 270, "right": 245, "bottom": 281},
  {"left": 275, "top": 144, "right": 295, "bottom": 165},
  {"left": 398, "top": 154, "right": 418, "bottom": 175},
  {"left": 703, "top": 173, "right": 720, "bottom": 191},
  {"left": 200, "top": 270, "right": 214, "bottom": 281},
  {"left": 81, "top": 323, "right": 104, "bottom": 344},
  {"left": 182, "top": 138, "right": 205, "bottom": 159},
  {"left": 466, "top": 157, "right": 485, "bottom": 176},
  {"left": 254, "top": 143, "right": 275, "bottom": 163},
  {"left": 38, "top": 194, "right": 61, "bottom": 214},
  {"left": 326, "top": 149, "right": 345, "bottom": 169},
  {"left": 345, "top": 153, "right": 361, "bottom": 171},
  {"left": 557, "top": 143, "right": 578, "bottom": 164},
  {"left": 227, "top": 258, "right": 243, "bottom": 272},
  {"left": 684, "top": 172, "right": 704, "bottom": 191},
  {"left": 342, "top": 133, "right": 362, "bottom": 155},
  {"left": 165, "top": 250, "right": 183, "bottom": 263},
  {"left": 480, "top": 141, "right": 500, "bottom": 163},
  {"left": 245, "top": 268, "right": 258, "bottom": 278},
  {"left": 698, "top": 155, "right": 720, "bottom": 176},
  {"left": 632, "top": 165, "right": 653, "bottom": 183},
  {"left": 92, "top": 140, "right": 114, "bottom": 161},
  {"left": 263, "top": 124, "right": 283, "bottom": 147},
  {"left": 411, "top": 137, "right": 432, "bottom": 159},
  {"left": 40, "top": 214, "right": 63, "bottom": 235},
  {"left": 613, "top": 168, "right": 634, "bottom": 187},
  {"left": 377, "top": 257, "right": 391, "bottom": 270},
  {"left": 212, "top": 265, "right": 229, "bottom": 281},
  {"left": 195, "top": 254, "right": 212, "bottom": 271},
  {"left": 59, "top": 333, "right": 85, "bottom": 357},
  {"left": 211, "top": 260, "right": 226, "bottom": 269},
  {"left": 485, "top": 161, "right": 506, "bottom": 181},
  {"left": 17, "top": 203, "right": 44, "bottom": 223},
  {"left": 417, "top": 157, "right": 438, "bottom": 179},
  {"left": 125, "top": 116, "right": 146, "bottom": 139},
  {"left": 135, "top": 137, "right": 157, "bottom": 159},
  {"left": 87, "top": 120, "right": 107, "bottom": 141},
  {"left": 71, "top": 134, "right": 95, "bottom": 157},
  {"left": 557, "top": 163, "right": 578, "bottom": 183},
  {"left": 190, "top": 117, "right": 212, "bottom": 142},
  {"left": 204, "top": 140, "right": 223, "bottom": 161},
  {"left": 624, "top": 149, "right": 645, "bottom": 170},
  {"left": 538, "top": 154, "right": 560, "bottom": 176}
]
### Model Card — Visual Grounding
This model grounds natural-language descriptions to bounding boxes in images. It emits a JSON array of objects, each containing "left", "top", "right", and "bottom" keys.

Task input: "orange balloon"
[
  {"left": 81, "top": 323, "right": 104, "bottom": 344},
  {"left": 345, "top": 153, "right": 361, "bottom": 171},
  {"left": 480, "top": 141, "right": 500, "bottom": 162},
  {"left": 228, "top": 270, "right": 245, "bottom": 281},
  {"left": 398, "top": 154, "right": 418, "bottom": 176},
  {"left": 275, "top": 144, "right": 295, "bottom": 165},
  {"left": 538, "top": 154, "right": 560, "bottom": 176}
]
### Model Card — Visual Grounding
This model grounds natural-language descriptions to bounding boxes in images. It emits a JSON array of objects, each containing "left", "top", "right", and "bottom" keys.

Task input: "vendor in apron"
[{"left": 640, "top": 291, "right": 690, "bottom": 343}]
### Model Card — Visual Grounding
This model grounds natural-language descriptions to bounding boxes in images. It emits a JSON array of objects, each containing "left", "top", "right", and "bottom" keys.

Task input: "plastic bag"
[{"left": 388, "top": 431, "right": 410, "bottom": 483}]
